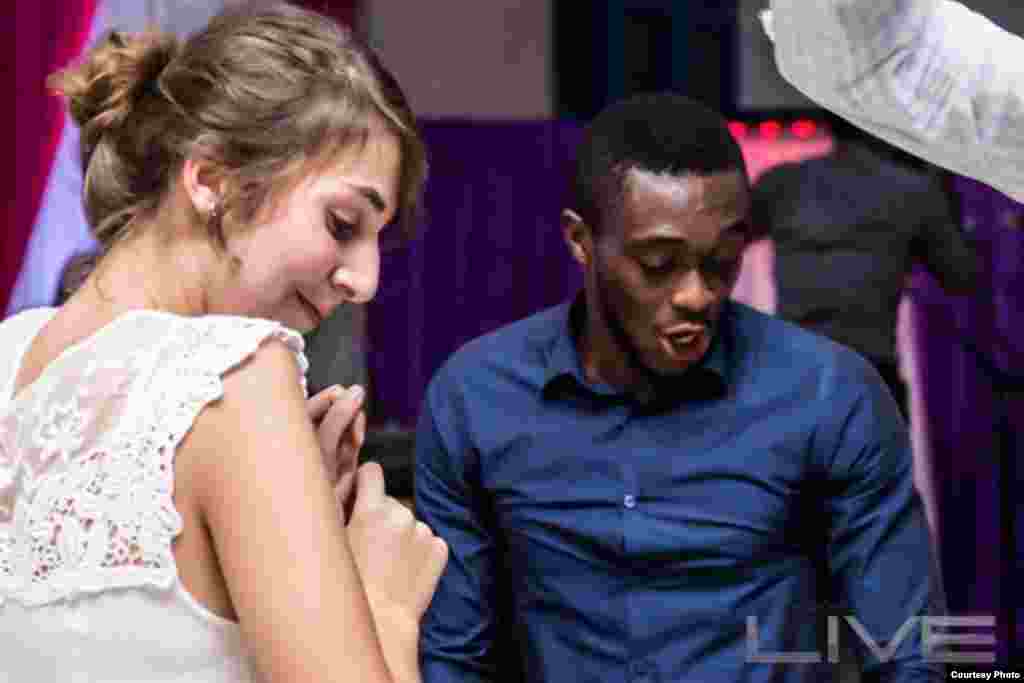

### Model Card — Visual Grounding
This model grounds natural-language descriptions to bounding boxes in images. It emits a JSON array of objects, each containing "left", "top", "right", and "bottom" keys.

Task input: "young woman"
[{"left": 0, "top": 5, "right": 446, "bottom": 682}]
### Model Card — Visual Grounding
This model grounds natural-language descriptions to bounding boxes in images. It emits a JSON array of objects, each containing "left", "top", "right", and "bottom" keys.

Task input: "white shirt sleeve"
[{"left": 765, "top": 0, "right": 1024, "bottom": 203}]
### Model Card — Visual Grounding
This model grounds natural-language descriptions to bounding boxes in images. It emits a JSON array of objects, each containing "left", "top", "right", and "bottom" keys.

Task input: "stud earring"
[
  {"left": 204, "top": 198, "right": 226, "bottom": 247},
  {"left": 207, "top": 201, "right": 222, "bottom": 223}
]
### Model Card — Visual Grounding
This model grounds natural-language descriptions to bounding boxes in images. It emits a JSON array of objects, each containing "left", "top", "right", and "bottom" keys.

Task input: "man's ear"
[
  {"left": 562, "top": 209, "right": 593, "bottom": 267},
  {"left": 181, "top": 156, "right": 223, "bottom": 216}
]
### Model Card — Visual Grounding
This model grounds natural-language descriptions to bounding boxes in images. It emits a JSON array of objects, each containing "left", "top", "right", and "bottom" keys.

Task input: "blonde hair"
[{"left": 48, "top": 3, "right": 426, "bottom": 250}]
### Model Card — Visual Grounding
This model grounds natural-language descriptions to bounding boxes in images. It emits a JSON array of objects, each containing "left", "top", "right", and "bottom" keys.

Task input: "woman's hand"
[
  {"left": 309, "top": 387, "right": 448, "bottom": 682},
  {"left": 347, "top": 462, "right": 449, "bottom": 682},
  {"left": 307, "top": 384, "right": 365, "bottom": 514},
  {"left": 347, "top": 462, "right": 448, "bottom": 621}
]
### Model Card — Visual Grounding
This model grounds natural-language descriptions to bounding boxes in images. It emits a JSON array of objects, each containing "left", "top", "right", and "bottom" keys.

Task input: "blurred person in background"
[{"left": 750, "top": 112, "right": 979, "bottom": 417}]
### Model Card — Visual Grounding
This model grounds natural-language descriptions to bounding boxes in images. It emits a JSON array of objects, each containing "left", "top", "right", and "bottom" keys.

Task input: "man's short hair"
[{"left": 571, "top": 92, "right": 748, "bottom": 235}]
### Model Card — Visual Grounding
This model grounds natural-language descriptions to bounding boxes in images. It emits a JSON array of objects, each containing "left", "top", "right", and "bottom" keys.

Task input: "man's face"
[{"left": 583, "top": 168, "right": 749, "bottom": 379}]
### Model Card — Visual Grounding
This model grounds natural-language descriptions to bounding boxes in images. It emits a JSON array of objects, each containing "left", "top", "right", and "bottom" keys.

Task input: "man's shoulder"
[
  {"left": 429, "top": 303, "right": 566, "bottom": 388},
  {"left": 873, "top": 157, "right": 936, "bottom": 192},
  {"left": 728, "top": 302, "right": 876, "bottom": 386},
  {"left": 751, "top": 160, "right": 810, "bottom": 196},
  {"left": 730, "top": 301, "right": 830, "bottom": 352},
  {"left": 728, "top": 305, "right": 898, "bottom": 434}
]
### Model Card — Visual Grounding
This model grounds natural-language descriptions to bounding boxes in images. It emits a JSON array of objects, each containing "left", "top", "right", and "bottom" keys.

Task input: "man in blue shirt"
[{"left": 415, "top": 93, "right": 944, "bottom": 681}]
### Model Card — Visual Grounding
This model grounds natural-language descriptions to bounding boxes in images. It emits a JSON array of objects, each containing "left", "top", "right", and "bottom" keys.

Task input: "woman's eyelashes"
[{"left": 327, "top": 212, "right": 358, "bottom": 243}]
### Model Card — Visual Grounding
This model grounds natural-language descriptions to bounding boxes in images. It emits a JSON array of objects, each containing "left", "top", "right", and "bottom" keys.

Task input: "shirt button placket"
[{"left": 617, "top": 413, "right": 636, "bottom": 511}]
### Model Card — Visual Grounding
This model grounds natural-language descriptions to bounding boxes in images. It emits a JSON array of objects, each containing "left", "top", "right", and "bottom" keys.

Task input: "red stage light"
[
  {"left": 791, "top": 119, "right": 818, "bottom": 139},
  {"left": 728, "top": 121, "right": 749, "bottom": 139},
  {"left": 758, "top": 120, "right": 783, "bottom": 140}
]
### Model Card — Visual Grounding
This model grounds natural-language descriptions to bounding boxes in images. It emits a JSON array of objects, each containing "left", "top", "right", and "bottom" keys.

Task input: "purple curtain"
[
  {"left": 6, "top": 0, "right": 98, "bottom": 311},
  {"left": 910, "top": 178, "right": 1024, "bottom": 664},
  {"left": 366, "top": 121, "right": 583, "bottom": 428}
]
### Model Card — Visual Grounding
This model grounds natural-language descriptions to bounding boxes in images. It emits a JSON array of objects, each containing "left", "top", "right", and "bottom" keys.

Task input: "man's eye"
[
  {"left": 327, "top": 213, "right": 357, "bottom": 242},
  {"left": 639, "top": 255, "right": 674, "bottom": 273}
]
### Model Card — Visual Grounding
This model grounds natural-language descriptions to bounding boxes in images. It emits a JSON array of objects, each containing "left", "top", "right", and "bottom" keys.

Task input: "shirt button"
[
  {"left": 623, "top": 494, "right": 636, "bottom": 508},
  {"left": 630, "top": 660, "right": 653, "bottom": 681}
]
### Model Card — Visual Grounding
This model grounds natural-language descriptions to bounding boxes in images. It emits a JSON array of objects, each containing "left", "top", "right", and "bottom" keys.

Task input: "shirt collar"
[
  {"left": 542, "top": 296, "right": 611, "bottom": 395},
  {"left": 541, "top": 294, "right": 732, "bottom": 404}
]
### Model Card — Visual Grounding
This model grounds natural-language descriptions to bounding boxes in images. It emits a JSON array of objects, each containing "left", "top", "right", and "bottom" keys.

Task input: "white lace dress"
[{"left": 0, "top": 308, "right": 308, "bottom": 683}]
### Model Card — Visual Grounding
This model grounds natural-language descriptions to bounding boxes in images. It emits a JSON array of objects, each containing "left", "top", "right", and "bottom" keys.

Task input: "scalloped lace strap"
[{"left": 187, "top": 315, "right": 309, "bottom": 395}]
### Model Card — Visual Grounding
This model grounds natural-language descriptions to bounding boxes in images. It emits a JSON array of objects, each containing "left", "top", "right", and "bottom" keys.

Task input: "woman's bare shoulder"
[{"left": 175, "top": 336, "right": 391, "bottom": 681}]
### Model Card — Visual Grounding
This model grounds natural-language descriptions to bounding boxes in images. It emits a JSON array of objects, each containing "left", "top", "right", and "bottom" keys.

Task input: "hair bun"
[{"left": 49, "top": 29, "right": 179, "bottom": 135}]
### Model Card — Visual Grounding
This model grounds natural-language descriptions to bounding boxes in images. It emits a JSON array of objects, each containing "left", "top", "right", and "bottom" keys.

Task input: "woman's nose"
[{"left": 331, "top": 247, "right": 380, "bottom": 305}]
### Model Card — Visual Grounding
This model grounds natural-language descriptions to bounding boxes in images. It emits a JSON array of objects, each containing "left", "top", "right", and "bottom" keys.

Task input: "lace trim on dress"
[{"left": 0, "top": 314, "right": 307, "bottom": 607}]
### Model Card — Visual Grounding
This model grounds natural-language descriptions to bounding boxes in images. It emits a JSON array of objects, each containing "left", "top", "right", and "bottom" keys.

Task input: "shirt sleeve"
[
  {"left": 818, "top": 354, "right": 946, "bottom": 680},
  {"left": 766, "top": 0, "right": 1024, "bottom": 204},
  {"left": 910, "top": 174, "right": 979, "bottom": 295},
  {"left": 415, "top": 376, "right": 498, "bottom": 683}
]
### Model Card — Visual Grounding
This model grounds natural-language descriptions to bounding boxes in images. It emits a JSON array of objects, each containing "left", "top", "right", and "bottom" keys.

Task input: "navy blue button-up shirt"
[{"left": 415, "top": 298, "right": 943, "bottom": 682}]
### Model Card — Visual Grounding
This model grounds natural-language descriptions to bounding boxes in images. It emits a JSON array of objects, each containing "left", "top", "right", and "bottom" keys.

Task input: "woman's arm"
[
  {"left": 180, "top": 338, "right": 445, "bottom": 682},
  {"left": 767, "top": 0, "right": 1024, "bottom": 203}
]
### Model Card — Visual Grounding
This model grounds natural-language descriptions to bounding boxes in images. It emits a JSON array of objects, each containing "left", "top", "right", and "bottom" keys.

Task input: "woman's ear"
[
  {"left": 561, "top": 209, "right": 593, "bottom": 267},
  {"left": 181, "top": 157, "right": 223, "bottom": 215}
]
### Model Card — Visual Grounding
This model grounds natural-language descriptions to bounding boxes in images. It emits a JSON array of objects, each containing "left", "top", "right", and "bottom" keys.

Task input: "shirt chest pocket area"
[
  {"left": 482, "top": 429, "right": 814, "bottom": 577},
  {"left": 483, "top": 434, "right": 635, "bottom": 576},
  {"left": 631, "top": 469, "right": 814, "bottom": 574}
]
